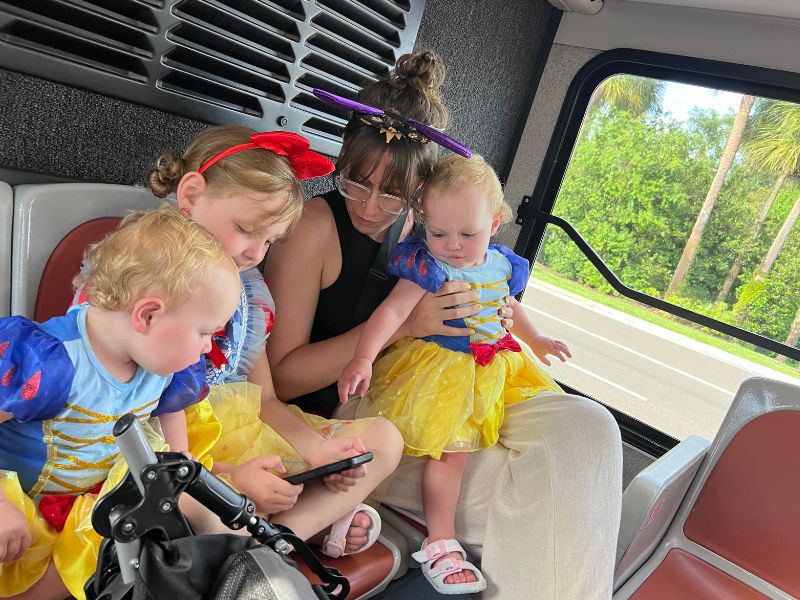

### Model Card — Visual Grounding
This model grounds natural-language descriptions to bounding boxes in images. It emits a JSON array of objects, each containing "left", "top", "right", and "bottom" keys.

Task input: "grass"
[{"left": 529, "top": 266, "right": 800, "bottom": 379}]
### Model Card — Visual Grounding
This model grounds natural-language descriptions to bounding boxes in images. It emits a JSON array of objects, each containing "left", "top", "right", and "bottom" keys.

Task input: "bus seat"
[
  {"left": 613, "top": 377, "right": 800, "bottom": 599},
  {"left": 378, "top": 504, "right": 428, "bottom": 562},
  {"left": 0, "top": 182, "right": 12, "bottom": 317},
  {"left": 9, "top": 181, "right": 406, "bottom": 598},
  {"left": 614, "top": 434, "right": 710, "bottom": 591},
  {"left": 294, "top": 527, "right": 407, "bottom": 599},
  {"left": 11, "top": 183, "right": 161, "bottom": 319}
]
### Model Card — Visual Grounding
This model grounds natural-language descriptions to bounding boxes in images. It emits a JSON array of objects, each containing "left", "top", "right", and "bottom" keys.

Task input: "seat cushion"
[
  {"left": 294, "top": 544, "right": 395, "bottom": 598},
  {"left": 684, "top": 411, "right": 800, "bottom": 596},
  {"left": 34, "top": 217, "right": 120, "bottom": 322},
  {"left": 630, "top": 549, "right": 767, "bottom": 600}
]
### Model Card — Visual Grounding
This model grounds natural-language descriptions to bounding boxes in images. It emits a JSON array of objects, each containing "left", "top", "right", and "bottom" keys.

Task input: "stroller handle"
[{"left": 113, "top": 413, "right": 157, "bottom": 496}]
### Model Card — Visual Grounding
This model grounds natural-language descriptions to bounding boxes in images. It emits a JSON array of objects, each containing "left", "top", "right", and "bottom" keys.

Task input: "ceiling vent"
[{"left": 0, "top": 0, "right": 425, "bottom": 156}]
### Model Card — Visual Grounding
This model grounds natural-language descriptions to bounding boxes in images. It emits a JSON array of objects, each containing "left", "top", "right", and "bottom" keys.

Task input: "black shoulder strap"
[{"left": 350, "top": 211, "right": 407, "bottom": 327}]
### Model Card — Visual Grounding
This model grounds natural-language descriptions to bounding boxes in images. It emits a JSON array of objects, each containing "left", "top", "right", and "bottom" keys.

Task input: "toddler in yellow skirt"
[
  {"left": 338, "top": 154, "right": 572, "bottom": 594},
  {"left": 0, "top": 207, "right": 241, "bottom": 599}
]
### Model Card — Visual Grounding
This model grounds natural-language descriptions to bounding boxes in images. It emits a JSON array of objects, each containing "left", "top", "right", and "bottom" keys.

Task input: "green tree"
[
  {"left": 667, "top": 94, "right": 755, "bottom": 296},
  {"left": 589, "top": 74, "right": 664, "bottom": 116},
  {"left": 717, "top": 100, "right": 800, "bottom": 304},
  {"left": 540, "top": 108, "right": 714, "bottom": 295}
]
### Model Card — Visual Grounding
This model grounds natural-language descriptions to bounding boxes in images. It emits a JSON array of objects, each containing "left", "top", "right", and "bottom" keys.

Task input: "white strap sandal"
[
  {"left": 322, "top": 503, "right": 381, "bottom": 558},
  {"left": 411, "top": 538, "right": 487, "bottom": 595}
]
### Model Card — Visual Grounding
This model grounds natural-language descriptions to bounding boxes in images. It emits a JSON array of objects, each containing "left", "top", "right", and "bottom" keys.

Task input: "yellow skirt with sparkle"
[
  {"left": 204, "top": 381, "right": 369, "bottom": 476},
  {"left": 0, "top": 401, "right": 220, "bottom": 599},
  {"left": 357, "top": 337, "right": 562, "bottom": 459}
]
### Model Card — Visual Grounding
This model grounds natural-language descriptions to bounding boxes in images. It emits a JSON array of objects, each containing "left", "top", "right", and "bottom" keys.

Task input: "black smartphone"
[{"left": 284, "top": 452, "right": 374, "bottom": 485}]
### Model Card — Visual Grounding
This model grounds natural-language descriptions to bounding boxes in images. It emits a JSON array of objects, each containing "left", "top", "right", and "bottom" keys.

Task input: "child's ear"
[
  {"left": 176, "top": 171, "right": 207, "bottom": 213},
  {"left": 490, "top": 214, "right": 503, "bottom": 236},
  {"left": 131, "top": 297, "right": 167, "bottom": 333}
]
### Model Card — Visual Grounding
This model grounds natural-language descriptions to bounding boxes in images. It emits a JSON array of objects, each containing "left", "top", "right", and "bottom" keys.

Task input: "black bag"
[
  {"left": 85, "top": 415, "right": 347, "bottom": 600},
  {"left": 87, "top": 535, "right": 326, "bottom": 600}
]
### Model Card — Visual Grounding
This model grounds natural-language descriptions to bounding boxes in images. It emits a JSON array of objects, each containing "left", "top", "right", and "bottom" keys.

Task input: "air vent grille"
[{"left": 0, "top": 0, "right": 425, "bottom": 156}]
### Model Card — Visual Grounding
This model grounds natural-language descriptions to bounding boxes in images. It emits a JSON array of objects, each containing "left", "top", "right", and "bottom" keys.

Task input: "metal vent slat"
[
  {"left": 65, "top": 0, "right": 160, "bottom": 33},
  {"left": 1, "top": 20, "right": 148, "bottom": 81},
  {"left": 163, "top": 45, "right": 285, "bottom": 102},
  {"left": 316, "top": 0, "right": 401, "bottom": 45},
  {"left": 0, "top": 0, "right": 153, "bottom": 56},
  {"left": 201, "top": 0, "right": 301, "bottom": 41},
  {"left": 300, "top": 52, "right": 374, "bottom": 89},
  {"left": 311, "top": 13, "right": 396, "bottom": 64},
  {"left": 170, "top": 22, "right": 290, "bottom": 83},
  {"left": 348, "top": 0, "right": 409, "bottom": 28},
  {"left": 160, "top": 70, "right": 265, "bottom": 116},
  {"left": 174, "top": 1, "right": 296, "bottom": 62},
  {"left": 0, "top": 0, "right": 425, "bottom": 157}
]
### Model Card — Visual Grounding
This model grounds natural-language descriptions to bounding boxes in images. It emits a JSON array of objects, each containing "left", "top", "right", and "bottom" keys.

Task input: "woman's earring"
[{"left": 179, "top": 206, "right": 192, "bottom": 218}]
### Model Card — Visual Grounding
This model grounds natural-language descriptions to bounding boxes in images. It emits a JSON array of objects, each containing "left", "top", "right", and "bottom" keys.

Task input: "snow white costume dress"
[
  {"left": 356, "top": 237, "right": 562, "bottom": 459},
  {"left": 0, "top": 305, "right": 207, "bottom": 598}
]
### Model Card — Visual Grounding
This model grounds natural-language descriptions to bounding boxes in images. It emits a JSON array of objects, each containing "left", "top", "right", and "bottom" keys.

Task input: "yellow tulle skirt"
[
  {"left": 0, "top": 400, "right": 220, "bottom": 599},
  {"left": 0, "top": 384, "right": 370, "bottom": 598},
  {"left": 357, "top": 337, "right": 562, "bottom": 459},
  {"left": 204, "top": 381, "right": 368, "bottom": 475}
]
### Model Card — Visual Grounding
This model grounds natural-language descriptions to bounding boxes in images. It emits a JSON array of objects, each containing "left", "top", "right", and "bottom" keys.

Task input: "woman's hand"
[
  {"left": 310, "top": 437, "right": 369, "bottom": 493},
  {"left": 401, "top": 282, "right": 514, "bottom": 338},
  {"left": 0, "top": 499, "right": 31, "bottom": 563},
  {"left": 529, "top": 336, "right": 572, "bottom": 366},
  {"left": 228, "top": 456, "right": 303, "bottom": 515},
  {"left": 401, "top": 281, "right": 477, "bottom": 338}
]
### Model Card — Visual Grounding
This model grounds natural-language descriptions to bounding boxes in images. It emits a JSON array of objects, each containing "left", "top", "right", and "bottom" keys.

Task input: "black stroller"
[{"left": 84, "top": 414, "right": 349, "bottom": 600}]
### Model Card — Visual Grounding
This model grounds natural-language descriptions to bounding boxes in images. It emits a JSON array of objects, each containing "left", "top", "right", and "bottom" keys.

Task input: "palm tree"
[
  {"left": 777, "top": 308, "right": 800, "bottom": 362},
  {"left": 777, "top": 306, "right": 800, "bottom": 364},
  {"left": 716, "top": 100, "right": 800, "bottom": 303},
  {"left": 736, "top": 193, "right": 800, "bottom": 324},
  {"left": 589, "top": 75, "right": 664, "bottom": 117},
  {"left": 666, "top": 94, "right": 755, "bottom": 296}
]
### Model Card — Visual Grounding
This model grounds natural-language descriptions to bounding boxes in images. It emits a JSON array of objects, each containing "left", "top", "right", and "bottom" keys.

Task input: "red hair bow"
[{"left": 198, "top": 131, "right": 334, "bottom": 180}]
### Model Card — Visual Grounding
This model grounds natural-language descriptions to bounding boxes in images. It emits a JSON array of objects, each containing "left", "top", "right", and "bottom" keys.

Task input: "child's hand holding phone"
[{"left": 307, "top": 437, "right": 371, "bottom": 493}]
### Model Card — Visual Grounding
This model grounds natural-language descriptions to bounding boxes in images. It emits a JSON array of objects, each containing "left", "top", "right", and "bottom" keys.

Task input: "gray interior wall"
[
  {"left": 0, "top": 0, "right": 557, "bottom": 193},
  {"left": 500, "top": 43, "right": 598, "bottom": 247},
  {"left": 416, "top": 0, "right": 557, "bottom": 179}
]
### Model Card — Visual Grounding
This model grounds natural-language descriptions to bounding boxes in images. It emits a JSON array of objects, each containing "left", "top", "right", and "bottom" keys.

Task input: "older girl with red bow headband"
[{"left": 147, "top": 125, "right": 403, "bottom": 560}]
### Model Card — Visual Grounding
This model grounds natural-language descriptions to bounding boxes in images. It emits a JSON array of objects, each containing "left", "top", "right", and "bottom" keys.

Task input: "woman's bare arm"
[{"left": 265, "top": 198, "right": 369, "bottom": 401}]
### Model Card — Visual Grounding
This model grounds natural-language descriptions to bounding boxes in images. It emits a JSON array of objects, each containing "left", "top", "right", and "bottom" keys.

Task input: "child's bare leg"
[
  {"left": 8, "top": 560, "right": 69, "bottom": 600},
  {"left": 272, "top": 417, "right": 403, "bottom": 544},
  {"left": 422, "top": 451, "right": 474, "bottom": 585}
]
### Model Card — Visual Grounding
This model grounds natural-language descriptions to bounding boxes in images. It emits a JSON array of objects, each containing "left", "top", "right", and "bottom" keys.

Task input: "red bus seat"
[{"left": 614, "top": 377, "right": 800, "bottom": 599}]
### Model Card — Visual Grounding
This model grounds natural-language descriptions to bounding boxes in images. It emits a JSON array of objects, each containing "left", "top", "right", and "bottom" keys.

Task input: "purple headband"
[{"left": 313, "top": 88, "right": 473, "bottom": 158}]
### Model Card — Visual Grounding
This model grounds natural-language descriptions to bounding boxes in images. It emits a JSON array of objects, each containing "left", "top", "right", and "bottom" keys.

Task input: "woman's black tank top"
[{"left": 289, "top": 190, "right": 395, "bottom": 417}]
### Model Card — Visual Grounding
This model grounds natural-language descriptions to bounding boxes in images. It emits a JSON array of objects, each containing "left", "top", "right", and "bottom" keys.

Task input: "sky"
[{"left": 661, "top": 81, "right": 743, "bottom": 121}]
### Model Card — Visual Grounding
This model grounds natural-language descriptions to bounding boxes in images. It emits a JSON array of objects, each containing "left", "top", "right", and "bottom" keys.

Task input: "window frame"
[{"left": 515, "top": 48, "right": 800, "bottom": 453}]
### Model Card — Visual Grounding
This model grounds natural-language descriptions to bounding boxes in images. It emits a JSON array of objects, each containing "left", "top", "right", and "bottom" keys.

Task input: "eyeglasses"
[{"left": 335, "top": 175, "right": 407, "bottom": 215}]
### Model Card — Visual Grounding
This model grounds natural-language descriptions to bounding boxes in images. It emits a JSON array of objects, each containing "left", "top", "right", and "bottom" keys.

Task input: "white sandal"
[
  {"left": 411, "top": 538, "right": 487, "bottom": 595},
  {"left": 321, "top": 503, "right": 381, "bottom": 558}
]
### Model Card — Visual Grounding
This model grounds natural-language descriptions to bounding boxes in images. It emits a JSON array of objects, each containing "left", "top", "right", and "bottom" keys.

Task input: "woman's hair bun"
[{"left": 394, "top": 48, "right": 445, "bottom": 94}]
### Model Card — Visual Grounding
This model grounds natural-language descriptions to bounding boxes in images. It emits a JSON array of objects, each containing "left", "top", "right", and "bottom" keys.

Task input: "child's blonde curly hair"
[
  {"left": 420, "top": 153, "right": 513, "bottom": 224},
  {"left": 74, "top": 205, "right": 238, "bottom": 311}
]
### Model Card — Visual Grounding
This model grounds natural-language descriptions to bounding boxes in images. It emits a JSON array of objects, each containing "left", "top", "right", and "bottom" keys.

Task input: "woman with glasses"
[{"left": 264, "top": 48, "right": 622, "bottom": 599}]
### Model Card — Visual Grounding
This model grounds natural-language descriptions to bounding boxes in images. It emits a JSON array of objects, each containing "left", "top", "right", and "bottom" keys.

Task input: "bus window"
[{"left": 521, "top": 72, "right": 800, "bottom": 441}]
